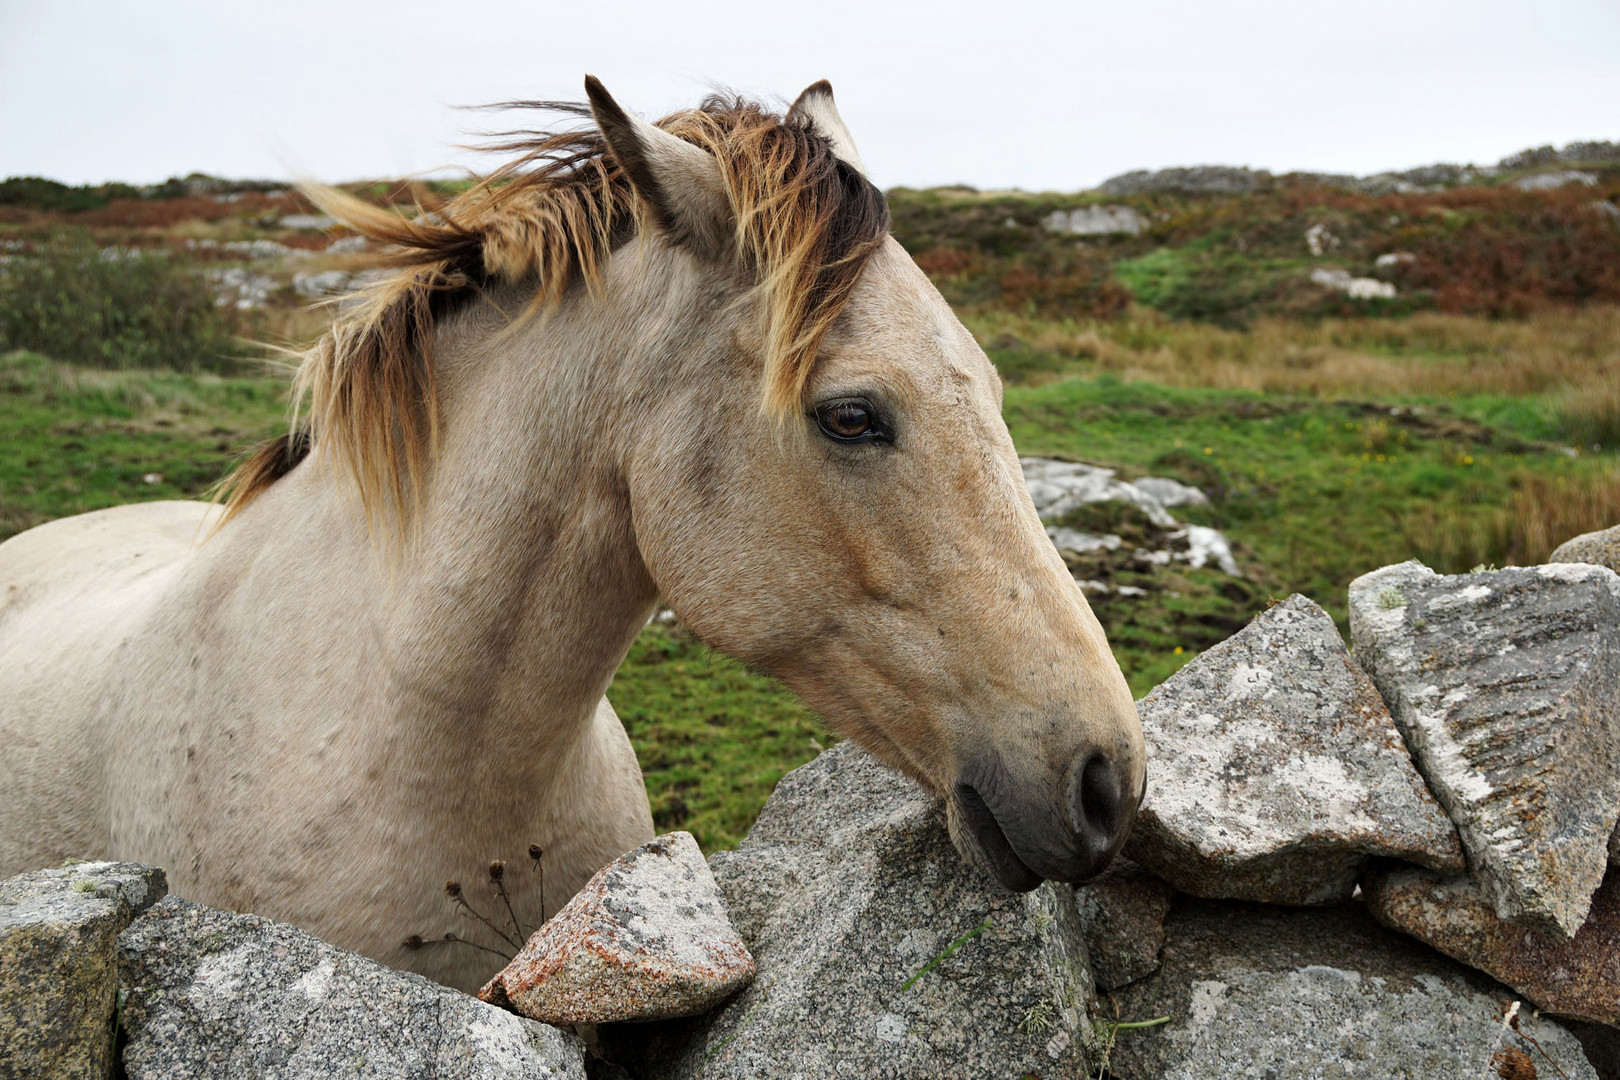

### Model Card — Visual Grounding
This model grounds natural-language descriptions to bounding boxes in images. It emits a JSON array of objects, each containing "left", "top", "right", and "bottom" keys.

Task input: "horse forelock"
[{"left": 216, "top": 93, "right": 891, "bottom": 532}]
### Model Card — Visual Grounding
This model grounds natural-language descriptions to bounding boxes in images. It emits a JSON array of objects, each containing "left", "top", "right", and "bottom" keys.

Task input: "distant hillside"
[
  {"left": 2, "top": 136, "right": 1616, "bottom": 330},
  {"left": 1094, "top": 138, "right": 1620, "bottom": 197},
  {"left": 889, "top": 138, "right": 1620, "bottom": 327}
]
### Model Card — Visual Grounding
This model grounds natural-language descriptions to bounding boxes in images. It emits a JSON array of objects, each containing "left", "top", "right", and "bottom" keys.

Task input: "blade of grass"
[{"left": 900, "top": 918, "right": 993, "bottom": 992}]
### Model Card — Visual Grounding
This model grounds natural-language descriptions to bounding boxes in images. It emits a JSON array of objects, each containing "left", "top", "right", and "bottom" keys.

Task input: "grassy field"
[{"left": 3, "top": 165, "right": 1618, "bottom": 851}]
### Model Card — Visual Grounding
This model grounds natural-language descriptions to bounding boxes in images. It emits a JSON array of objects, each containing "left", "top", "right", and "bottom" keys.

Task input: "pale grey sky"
[{"left": 1, "top": 0, "right": 1615, "bottom": 192}]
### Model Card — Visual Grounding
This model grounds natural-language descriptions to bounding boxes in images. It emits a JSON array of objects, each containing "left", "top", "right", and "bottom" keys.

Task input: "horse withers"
[{"left": 0, "top": 79, "right": 1145, "bottom": 991}]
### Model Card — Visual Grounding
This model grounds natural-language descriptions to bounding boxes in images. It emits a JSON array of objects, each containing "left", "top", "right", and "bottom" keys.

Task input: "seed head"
[
  {"left": 402, "top": 934, "right": 424, "bottom": 950},
  {"left": 528, "top": 844, "right": 544, "bottom": 862},
  {"left": 1493, "top": 1046, "right": 1536, "bottom": 1080},
  {"left": 488, "top": 860, "right": 505, "bottom": 882},
  {"left": 445, "top": 880, "right": 463, "bottom": 899}
]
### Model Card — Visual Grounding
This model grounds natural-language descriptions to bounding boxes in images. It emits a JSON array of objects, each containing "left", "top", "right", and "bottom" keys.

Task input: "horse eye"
[{"left": 816, "top": 401, "right": 878, "bottom": 441}]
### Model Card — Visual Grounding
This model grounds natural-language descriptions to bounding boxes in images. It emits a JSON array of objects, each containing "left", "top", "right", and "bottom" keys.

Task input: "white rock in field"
[
  {"left": 1043, "top": 205, "right": 1146, "bottom": 236},
  {"left": 1310, "top": 267, "right": 1397, "bottom": 299},
  {"left": 1512, "top": 170, "right": 1597, "bottom": 191},
  {"left": 1020, "top": 458, "right": 1241, "bottom": 577}
]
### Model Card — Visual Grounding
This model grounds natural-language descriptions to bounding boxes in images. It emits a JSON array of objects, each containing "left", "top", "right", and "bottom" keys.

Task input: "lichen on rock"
[
  {"left": 1350, "top": 560, "right": 1620, "bottom": 938},
  {"left": 1123, "top": 594, "right": 1462, "bottom": 904}
]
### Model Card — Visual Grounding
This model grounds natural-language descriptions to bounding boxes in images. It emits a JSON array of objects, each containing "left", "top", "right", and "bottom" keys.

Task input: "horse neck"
[{"left": 371, "top": 253, "right": 697, "bottom": 772}]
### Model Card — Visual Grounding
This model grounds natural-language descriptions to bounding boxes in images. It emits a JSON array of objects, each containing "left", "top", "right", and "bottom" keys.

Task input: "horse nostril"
[{"left": 1070, "top": 753, "right": 1124, "bottom": 852}]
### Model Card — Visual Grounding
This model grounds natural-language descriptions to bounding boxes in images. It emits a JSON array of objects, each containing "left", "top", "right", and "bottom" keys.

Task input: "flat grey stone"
[
  {"left": 602, "top": 742, "right": 1101, "bottom": 1079},
  {"left": 1074, "top": 859, "right": 1173, "bottom": 991},
  {"left": 1551, "top": 524, "right": 1620, "bottom": 574},
  {"left": 1123, "top": 595, "right": 1463, "bottom": 904},
  {"left": 1104, "top": 897, "right": 1599, "bottom": 1080},
  {"left": 1021, "top": 457, "right": 1181, "bottom": 528},
  {"left": 0, "top": 861, "right": 167, "bottom": 1080},
  {"left": 480, "top": 832, "right": 753, "bottom": 1024},
  {"left": 1350, "top": 560, "right": 1620, "bottom": 937},
  {"left": 118, "top": 896, "right": 586, "bottom": 1080}
]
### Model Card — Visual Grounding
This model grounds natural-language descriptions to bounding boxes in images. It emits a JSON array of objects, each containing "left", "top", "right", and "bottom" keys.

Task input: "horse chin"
[{"left": 945, "top": 785, "right": 1044, "bottom": 893}]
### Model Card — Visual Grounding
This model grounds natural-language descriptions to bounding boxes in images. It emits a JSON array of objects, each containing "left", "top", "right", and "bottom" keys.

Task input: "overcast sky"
[{"left": 2, "top": 0, "right": 1615, "bottom": 192}]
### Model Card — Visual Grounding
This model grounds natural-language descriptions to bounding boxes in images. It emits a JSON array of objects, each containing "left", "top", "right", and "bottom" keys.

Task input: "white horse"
[{"left": 0, "top": 79, "right": 1144, "bottom": 992}]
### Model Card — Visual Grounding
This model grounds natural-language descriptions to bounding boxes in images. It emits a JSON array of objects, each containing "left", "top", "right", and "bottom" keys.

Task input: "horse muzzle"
[{"left": 952, "top": 750, "right": 1140, "bottom": 891}]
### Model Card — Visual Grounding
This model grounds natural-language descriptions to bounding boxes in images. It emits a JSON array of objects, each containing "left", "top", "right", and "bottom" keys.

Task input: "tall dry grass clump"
[
  {"left": 971, "top": 306, "right": 1620, "bottom": 450},
  {"left": 967, "top": 305, "right": 1620, "bottom": 402},
  {"left": 1400, "top": 467, "right": 1620, "bottom": 571}
]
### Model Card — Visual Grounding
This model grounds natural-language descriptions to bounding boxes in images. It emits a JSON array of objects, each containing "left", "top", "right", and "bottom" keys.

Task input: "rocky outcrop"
[
  {"left": 602, "top": 741, "right": 1102, "bottom": 1079},
  {"left": 480, "top": 832, "right": 753, "bottom": 1024},
  {"left": 1104, "top": 898, "right": 1599, "bottom": 1080},
  {"left": 291, "top": 267, "right": 391, "bottom": 299},
  {"left": 1365, "top": 864, "right": 1620, "bottom": 1026},
  {"left": 1350, "top": 560, "right": 1620, "bottom": 937},
  {"left": 1123, "top": 595, "right": 1463, "bottom": 904},
  {"left": 1074, "top": 860, "right": 1173, "bottom": 991},
  {"left": 1101, "top": 166, "right": 1269, "bottom": 196},
  {"left": 1552, "top": 524, "right": 1620, "bottom": 573},
  {"left": 1310, "top": 266, "right": 1398, "bottom": 299},
  {"left": 1513, "top": 170, "right": 1598, "bottom": 191},
  {"left": 118, "top": 896, "right": 586, "bottom": 1080},
  {"left": 0, "top": 861, "right": 167, "bottom": 1080},
  {"left": 1020, "top": 457, "right": 1240, "bottom": 578},
  {"left": 1042, "top": 205, "right": 1145, "bottom": 236}
]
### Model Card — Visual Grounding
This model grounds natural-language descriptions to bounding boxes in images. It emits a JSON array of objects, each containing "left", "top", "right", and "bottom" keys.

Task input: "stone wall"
[{"left": 5, "top": 543, "right": 1620, "bottom": 1078}]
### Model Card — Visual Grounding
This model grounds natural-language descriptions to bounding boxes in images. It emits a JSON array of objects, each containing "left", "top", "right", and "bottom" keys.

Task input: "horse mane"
[{"left": 218, "top": 93, "right": 891, "bottom": 530}]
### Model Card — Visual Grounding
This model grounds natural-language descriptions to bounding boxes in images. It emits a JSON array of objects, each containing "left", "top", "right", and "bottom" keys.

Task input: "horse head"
[{"left": 588, "top": 79, "right": 1146, "bottom": 889}]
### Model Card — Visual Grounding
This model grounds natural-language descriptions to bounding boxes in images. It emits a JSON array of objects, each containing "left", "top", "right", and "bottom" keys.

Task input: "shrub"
[
  {"left": 0, "top": 176, "right": 120, "bottom": 213},
  {"left": 0, "top": 232, "right": 248, "bottom": 371}
]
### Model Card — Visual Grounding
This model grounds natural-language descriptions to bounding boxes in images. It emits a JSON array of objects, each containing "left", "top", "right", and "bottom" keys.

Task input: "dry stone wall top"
[
  {"left": 1350, "top": 560, "right": 1620, "bottom": 938},
  {"left": 1123, "top": 594, "right": 1463, "bottom": 904},
  {"left": 480, "top": 831, "right": 754, "bottom": 1025},
  {"left": 0, "top": 861, "right": 167, "bottom": 1080},
  {"left": 118, "top": 896, "right": 586, "bottom": 1080},
  {"left": 1104, "top": 898, "right": 1599, "bottom": 1080},
  {"left": 602, "top": 741, "right": 1103, "bottom": 1079},
  {"left": 1366, "top": 864, "right": 1620, "bottom": 1026},
  {"left": 1074, "top": 859, "right": 1173, "bottom": 992}
]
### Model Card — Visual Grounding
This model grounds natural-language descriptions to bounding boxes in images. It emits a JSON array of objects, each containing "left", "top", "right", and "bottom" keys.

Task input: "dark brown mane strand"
[
  {"left": 216, "top": 428, "right": 312, "bottom": 520},
  {"left": 215, "top": 90, "right": 890, "bottom": 531}
]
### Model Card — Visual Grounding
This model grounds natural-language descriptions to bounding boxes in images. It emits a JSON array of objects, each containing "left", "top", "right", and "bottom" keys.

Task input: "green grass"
[
  {"left": 0, "top": 350, "right": 287, "bottom": 539},
  {"left": 609, "top": 623, "right": 831, "bottom": 852},
  {"left": 1003, "top": 372, "right": 1618, "bottom": 694}
]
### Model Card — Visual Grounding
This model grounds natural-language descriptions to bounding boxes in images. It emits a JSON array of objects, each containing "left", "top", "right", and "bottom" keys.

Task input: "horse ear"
[
  {"left": 788, "top": 80, "right": 867, "bottom": 175},
  {"left": 584, "top": 75, "right": 732, "bottom": 257}
]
